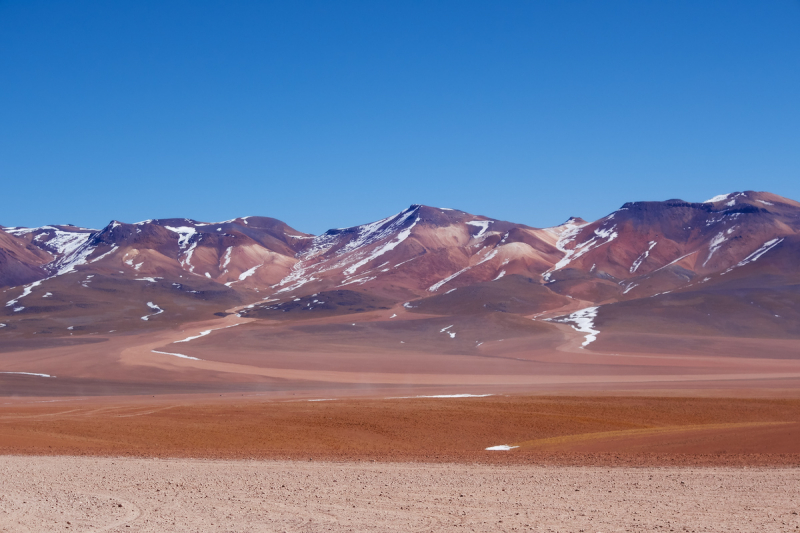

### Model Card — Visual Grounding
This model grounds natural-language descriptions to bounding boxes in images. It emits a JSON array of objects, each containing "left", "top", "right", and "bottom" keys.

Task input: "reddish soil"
[{"left": 1, "top": 395, "right": 799, "bottom": 466}]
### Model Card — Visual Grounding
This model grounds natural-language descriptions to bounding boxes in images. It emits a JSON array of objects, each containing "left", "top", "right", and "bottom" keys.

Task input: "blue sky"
[{"left": 1, "top": 1, "right": 798, "bottom": 234}]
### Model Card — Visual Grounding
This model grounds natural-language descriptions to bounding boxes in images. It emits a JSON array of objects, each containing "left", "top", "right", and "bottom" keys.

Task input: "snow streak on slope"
[
  {"left": 722, "top": 238, "right": 784, "bottom": 274},
  {"left": 428, "top": 249, "right": 499, "bottom": 292},
  {"left": 550, "top": 307, "right": 601, "bottom": 348},
  {"left": 466, "top": 220, "right": 492, "bottom": 238},
  {"left": 5, "top": 280, "right": 45, "bottom": 309},
  {"left": 6, "top": 226, "right": 93, "bottom": 260},
  {"left": 9, "top": 225, "right": 99, "bottom": 276},
  {"left": 703, "top": 232, "right": 727, "bottom": 267},
  {"left": 705, "top": 193, "right": 733, "bottom": 204},
  {"left": 141, "top": 302, "right": 164, "bottom": 321},
  {"left": 342, "top": 209, "right": 419, "bottom": 276},
  {"left": 273, "top": 206, "right": 420, "bottom": 294},
  {"left": 630, "top": 241, "right": 657, "bottom": 273},
  {"left": 165, "top": 226, "right": 200, "bottom": 273},
  {"left": 544, "top": 219, "right": 617, "bottom": 280}
]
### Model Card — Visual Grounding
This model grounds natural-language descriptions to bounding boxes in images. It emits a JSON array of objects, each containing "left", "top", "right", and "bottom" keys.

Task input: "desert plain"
[{"left": 3, "top": 195, "right": 800, "bottom": 531}]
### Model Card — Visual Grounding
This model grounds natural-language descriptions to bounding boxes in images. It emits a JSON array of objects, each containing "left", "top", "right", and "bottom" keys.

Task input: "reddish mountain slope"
[{"left": 1, "top": 191, "right": 798, "bottom": 347}]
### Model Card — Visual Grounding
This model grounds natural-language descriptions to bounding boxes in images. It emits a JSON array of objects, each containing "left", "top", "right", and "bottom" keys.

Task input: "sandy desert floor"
[{"left": 1, "top": 456, "right": 799, "bottom": 532}]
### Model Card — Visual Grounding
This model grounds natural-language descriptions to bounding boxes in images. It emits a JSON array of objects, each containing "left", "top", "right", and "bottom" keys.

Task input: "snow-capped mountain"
[{"left": 1, "top": 191, "right": 798, "bottom": 340}]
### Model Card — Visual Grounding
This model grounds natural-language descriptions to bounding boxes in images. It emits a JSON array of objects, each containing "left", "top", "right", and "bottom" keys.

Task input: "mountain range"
[{"left": 1, "top": 190, "right": 799, "bottom": 397}]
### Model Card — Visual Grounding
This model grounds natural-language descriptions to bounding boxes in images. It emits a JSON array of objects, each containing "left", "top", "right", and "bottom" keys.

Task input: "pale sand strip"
[
  {"left": 1, "top": 456, "right": 798, "bottom": 532},
  {"left": 123, "top": 345, "right": 800, "bottom": 385}
]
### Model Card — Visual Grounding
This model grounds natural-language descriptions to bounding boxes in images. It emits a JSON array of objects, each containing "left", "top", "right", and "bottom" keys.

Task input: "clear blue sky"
[{"left": 1, "top": 1, "right": 799, "bottom": 234}]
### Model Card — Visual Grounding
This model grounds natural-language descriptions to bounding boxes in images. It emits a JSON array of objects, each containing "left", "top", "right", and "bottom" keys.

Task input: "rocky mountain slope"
[{"left": 2, "top": 191, "right": 798, "bottom": 345}]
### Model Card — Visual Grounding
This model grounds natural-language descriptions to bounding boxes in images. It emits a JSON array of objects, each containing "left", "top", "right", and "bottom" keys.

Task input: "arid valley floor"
[{"left": 3, "top": 194, "right": 800, "bottom": 531}]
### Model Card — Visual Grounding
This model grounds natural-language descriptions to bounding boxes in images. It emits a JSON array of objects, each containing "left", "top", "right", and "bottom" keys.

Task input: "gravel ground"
[{"left": 1, "top": 456, "right": 799, "bottom": 532}]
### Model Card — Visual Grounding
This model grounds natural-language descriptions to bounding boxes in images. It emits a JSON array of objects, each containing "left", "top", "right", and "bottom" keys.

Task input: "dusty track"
[{"left": 1, "top": 456, "right": 799, "bottom": 532}]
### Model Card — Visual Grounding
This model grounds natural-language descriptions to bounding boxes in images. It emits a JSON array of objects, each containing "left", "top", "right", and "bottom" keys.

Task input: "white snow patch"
[
  {"left": 757, "top": 200, "right": 774, "bottom": 206},
  {"left": 274, "top": 207, "right": 420, "bottom": 294},
  {"left": 135, "top": 277, "right": 161, "bottom": 283},
  {"left": 175, "top": 323, "right": 242, "bottom": 343},
  {"left": 221, "top": 246, "right": 233, "bottom": 269},
  {"left": 652, "top": 251, "right": 697, "bottom": 274},
  {"left": 723, "top": 238, "right": 784, "bottom": 274},
  {"left": 552, "top": 307, "right": 600, "bottom": 348},
  {"left": 630, "top": 241, "right": 657, "bottom": 273},
  {"left": 6, "top": 279, "right": 45, "bottom": 308},
  {"left": 0, "top": 372, "right": 54, "bottom": 378},
  {"left": 393, "top": 256, "right": 419, "bottom": 269},
  {"left": 164, "top": 226, "right": 197, "bottom": 248},
  {"left": 439, "top": 325, "right": 456, "bottom": 338},
  {"left": 235, "top": 264, "right": 262, "bottom": 283},
  {"left": 485, "top": 445, "right": 518, "bottom": 451},
  {"left": 342, "top": 211, "right": 419, "bottom": 276},
  {"left": 545, "top": 223, "right": 617, "bottom": 279},
  {"left": 175, "top": 329, "right": 212, "bottom": 343},
  {"left": 705, "top": 193, "right": 732, "bottom": 203},
  {"left": 428, "top": 266, "right": 471, "bottom": 292},
  {"left": 151, "top": 350, "right": 201, "bottom": 361},
  {"left": 622, "top": 283, "right": 638, "bottom": 295},
  {"left": 703, "top": 232, "right": 727, "bottom": 267},
  {"left": 493, "top": 270, "right": 506, "bottom": 281},
  {"left": 90, "top": 245, "right": 118, "bottom": 263},
  {"left": 466, "top": 220, "right": 492, "bottom": 238},
  {"left": 141, "top": 302, "right": 164, "bottom": 321},
  {"left": 428, "top": 249, "right": 499, "bottom": 292}
]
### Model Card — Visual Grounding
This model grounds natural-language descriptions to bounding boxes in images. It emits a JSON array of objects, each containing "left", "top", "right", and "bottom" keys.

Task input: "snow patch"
[
  {"left": 221, "top": 246, "right": 233, "bottom": 269},
  {"left": 428, "top": 249, "right": 499, "bottom": 292},
  {"left": 341, "top": 210, "right": 419, "bottom": 276},
  {"left": 6, "top": 279, "right": 45, "bottom": 308},
  {"left": 141, "top": 302, "right": 163, "bottom": 321},
  {"left": 544, "top": 222, "right": 617, "bottom": 279},
  {"left": 164, "top": 226, "right": 197, "bottom": 248},
  {"left": 551, "top": 307, "right": 600, "bottom": 348},
  {"left": 151, "top": 350, "right": 201, "bottom": 361},
  {"left": 703, "top": 232, "right": 727, "bottom": 267},
  {"left": 630, "top": 241, "right": 657, "bottom": 273},
  {"left": 723, "top": 238, "right": 784, "bottom": 274},
  {"left": 0, "top": 372, "right": 54, "bottom": 378},
  {"left": 485, "top": 445, "right": 518, "bottom": 451},
  {"left": 90, "top": 245, "right": 118, "bottom": 263},
  {"left": 466, "top": 220, "right": 492, "bottom": 238},
  {"left": 705, "top": 193, "right": 732, "bottom": 203},
  {"left": 622, "top": 283, "right": 638, "bottom": 295}
]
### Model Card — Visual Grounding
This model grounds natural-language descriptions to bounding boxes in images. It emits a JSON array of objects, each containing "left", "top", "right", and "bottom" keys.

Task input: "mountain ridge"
[{"left": 2, "top": 190, "right": 798, "bottom": 347}]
